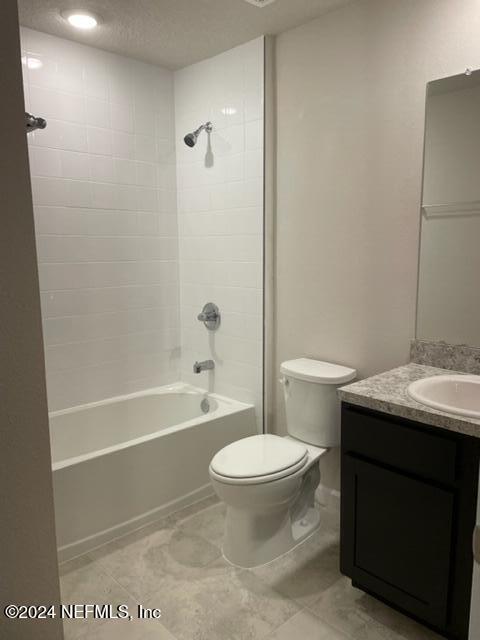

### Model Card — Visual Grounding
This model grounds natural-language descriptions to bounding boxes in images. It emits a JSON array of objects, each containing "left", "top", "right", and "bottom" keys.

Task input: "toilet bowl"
[
  {"left": 209, "top": 358, "right": 356, "bottom": 568},
  {"left": 210, "top": 434, "right": 326, "bottom": 567}
]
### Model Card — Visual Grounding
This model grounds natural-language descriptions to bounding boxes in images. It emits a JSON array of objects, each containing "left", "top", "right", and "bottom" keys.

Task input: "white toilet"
[{"left": 209, "top": 358, "right": 356, "bottom": 568}]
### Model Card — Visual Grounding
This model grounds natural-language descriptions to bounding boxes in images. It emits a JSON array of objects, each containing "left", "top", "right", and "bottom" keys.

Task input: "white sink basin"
[{"left": 408, "top": 374, "right": 480, "bottom": 419}]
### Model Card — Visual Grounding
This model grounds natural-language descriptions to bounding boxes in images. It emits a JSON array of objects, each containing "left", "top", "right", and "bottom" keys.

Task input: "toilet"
[{"left": 209, "top": 358, "right": 356, "bottom": 568}]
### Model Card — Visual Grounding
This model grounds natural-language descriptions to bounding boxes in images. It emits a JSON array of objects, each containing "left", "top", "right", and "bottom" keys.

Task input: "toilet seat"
[{"left": 210, "top": 434, "right": 308, "bottom": 485}]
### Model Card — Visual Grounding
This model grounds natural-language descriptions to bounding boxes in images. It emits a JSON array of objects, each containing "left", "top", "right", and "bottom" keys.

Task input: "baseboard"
[{"left": 58, "top": 483, "right": 214, "bottom": 563}]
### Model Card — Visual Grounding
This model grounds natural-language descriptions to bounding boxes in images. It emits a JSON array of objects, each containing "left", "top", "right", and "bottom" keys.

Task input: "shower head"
[
  {"left": 26, "top": 112, "right": 47, "bottom": 133},
  {"left": 184, "top": 132, "right": 197, "bottom": 147},
  {"left": 184, "top": 121, "right": 212, "bottom": 147}
]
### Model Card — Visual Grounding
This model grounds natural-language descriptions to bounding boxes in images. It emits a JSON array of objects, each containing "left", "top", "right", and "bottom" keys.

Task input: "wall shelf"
[{"left": 422, "top": 201, "right": 480, "bottom": 218}]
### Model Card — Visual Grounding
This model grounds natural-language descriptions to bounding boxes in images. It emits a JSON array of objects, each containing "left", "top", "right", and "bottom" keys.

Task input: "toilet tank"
[{"left": 280, "top": 359, "right": 356, "bottom": 448}]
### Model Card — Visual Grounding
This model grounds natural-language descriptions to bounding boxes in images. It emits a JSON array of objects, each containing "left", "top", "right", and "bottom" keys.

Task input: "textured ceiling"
[{"left": 17, "top": 0, "right": 351, "bottom": 69}]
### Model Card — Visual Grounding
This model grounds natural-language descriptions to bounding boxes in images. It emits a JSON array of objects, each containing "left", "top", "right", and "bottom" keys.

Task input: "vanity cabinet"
[{"left": 340, "top": 403, "right": 480, "bottom": 640}]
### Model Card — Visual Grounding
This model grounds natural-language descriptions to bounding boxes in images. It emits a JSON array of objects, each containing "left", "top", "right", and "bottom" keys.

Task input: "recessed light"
[
  {"left": 22, "top": 56, "right": 43, "bottom": 70},
  {"left": 221, "top": 107, "right": 237, "bottom": 116},
  {"left": 61, "top": 10, "right": 101, "bottom": 30},
  {"left": 243, "top": 0, "right": 277, "bottom": 7}
]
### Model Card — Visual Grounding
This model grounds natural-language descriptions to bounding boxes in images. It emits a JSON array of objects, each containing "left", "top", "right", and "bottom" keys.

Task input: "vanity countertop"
[{"left": 338, "top": 363, "right": 480, "bottom": 438}]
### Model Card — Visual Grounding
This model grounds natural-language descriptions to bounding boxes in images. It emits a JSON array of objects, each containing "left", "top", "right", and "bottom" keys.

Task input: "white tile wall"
[
  {"left": 21, "top": 28, "right": 180, "bottom": 410},
  {"left": 174, "top": 38, "right": 264, "bottom": 428}
]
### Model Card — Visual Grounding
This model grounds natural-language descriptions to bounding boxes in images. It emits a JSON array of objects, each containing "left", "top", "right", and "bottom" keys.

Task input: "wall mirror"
[{"left": 416, "top": 68, "right": 480, "bottom": 347}]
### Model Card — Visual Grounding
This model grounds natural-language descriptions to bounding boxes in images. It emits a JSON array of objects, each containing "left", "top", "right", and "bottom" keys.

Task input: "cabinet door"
[
  {"left": 471, "top": 537, "right": 480, "bottom": 639},
  {"left": 341, "top": 455, "right": 455, "bottom": 629},
  {"left": 469, "top": 468, "right": 480, "bottom": 639}
]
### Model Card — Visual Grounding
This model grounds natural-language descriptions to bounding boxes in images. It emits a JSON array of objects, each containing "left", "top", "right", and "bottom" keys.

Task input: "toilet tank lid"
[{"left": 280, "top": 358, "right": 356, "bottom": 384}]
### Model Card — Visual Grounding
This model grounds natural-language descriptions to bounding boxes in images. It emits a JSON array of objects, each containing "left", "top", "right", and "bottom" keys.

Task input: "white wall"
[
  {"left": 274, "top": 0, "right": 480, "bottom": 494},
  {"left": 21, "top": 28, "right": 180, "bottom": 410},
  {"left": 0, "top": 4, "right": 62, "bottom": 638},
  {"left": 174, "top": 38, "right": 264, "bottom": 428}
]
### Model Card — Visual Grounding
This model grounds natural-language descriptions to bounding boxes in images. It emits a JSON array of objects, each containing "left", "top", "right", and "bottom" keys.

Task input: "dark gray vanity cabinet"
[{"left": 340, "top": 403, "right": 480, "bottom": 640}]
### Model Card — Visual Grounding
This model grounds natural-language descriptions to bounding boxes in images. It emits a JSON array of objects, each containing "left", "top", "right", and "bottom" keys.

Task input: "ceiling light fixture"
[
  {"left": 243, "top": 0, "right": 277, "bottom": 7},
  {"left": 61, "top": 10, "right": 101, "bottom": 30}
]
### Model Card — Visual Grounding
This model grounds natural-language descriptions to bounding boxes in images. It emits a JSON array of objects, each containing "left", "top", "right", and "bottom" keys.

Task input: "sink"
[{"left": 408, "top": 374, "right": 480, "bottom": 419}]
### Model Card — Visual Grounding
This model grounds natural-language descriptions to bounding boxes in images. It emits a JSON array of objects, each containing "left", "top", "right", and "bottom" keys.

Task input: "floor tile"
[
  {"left": 59, "top": 555, "right": 136, "bottom": 640},
  {"left": 266, "top": 609, "right": 350, "bottom": 639},
  {"left": 309, "top": 577, "right": 443, "bottom": 640},
  {"left": 308, "top": 576, "right": 387, "bottom": 638},
  {"left": 147, "top": 566, "right": 300, "bottom": 640},
  {"left": 172, "top": 501, "right": 226, "bottom": 548},
  {"left": 317, "top": 503, "right": 341, "bottom": 533},
  {"left": 60, "top": 499, "right": 443, "bottom": 640},
  {"left": 90, "top": 519, "right": 225, "bottom": 601},
  {"left": 251, "top": 525, "right": 340, "bottom": 607},
  {"left": 74, "top": 617, "right": 176, "bottom": 640}
]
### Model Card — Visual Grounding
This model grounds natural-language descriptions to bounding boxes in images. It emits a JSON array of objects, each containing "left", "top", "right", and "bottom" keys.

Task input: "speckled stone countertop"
[{"left": 338, "top": 363, "right": 480, "bottom": 439}]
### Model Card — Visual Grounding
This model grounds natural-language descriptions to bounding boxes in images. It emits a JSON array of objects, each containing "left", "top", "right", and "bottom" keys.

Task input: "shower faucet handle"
[
  {"left": 198, "top": 309, "right": 216, "bottom": 321},
  {"left": 197, "top": 303, "right": 220, "bottom": 331}
]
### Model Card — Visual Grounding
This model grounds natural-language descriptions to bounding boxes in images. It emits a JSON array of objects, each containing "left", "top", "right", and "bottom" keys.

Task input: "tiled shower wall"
[
  {"left": 175, "top": 38, "right": 264, "bottom": 427},
  {"left": 21, "top": 28, "right": 264, "bottom": 423},
  {"left": 21, "top": 28, "right": 180, "bottom": 410}
]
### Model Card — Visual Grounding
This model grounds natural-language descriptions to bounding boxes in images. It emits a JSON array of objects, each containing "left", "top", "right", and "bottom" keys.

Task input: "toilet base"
[
  {"left": 210, "top": 439, "right": 327, "bottom": 569},
  {"left": 292, "top": 504, "right": 321, "bottom": 542},
  {"left": 222, "top": 501, "right": 321, "bottom": 569}
]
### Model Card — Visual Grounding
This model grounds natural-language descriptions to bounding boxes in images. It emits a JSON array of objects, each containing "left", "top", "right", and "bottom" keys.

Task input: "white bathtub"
[{"left": 50, "top": 383, "right": 256, "bottom": 561}]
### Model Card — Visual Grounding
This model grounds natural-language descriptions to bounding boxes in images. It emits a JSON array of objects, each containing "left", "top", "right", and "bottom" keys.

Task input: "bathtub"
[{"left": 50, "top": 383, "right": 257, "bottom": 561}]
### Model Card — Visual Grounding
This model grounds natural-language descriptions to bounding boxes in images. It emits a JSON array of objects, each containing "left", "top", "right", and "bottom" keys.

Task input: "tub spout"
[{"left": 193, "top": 360, "right": 215, "bottom": 374}]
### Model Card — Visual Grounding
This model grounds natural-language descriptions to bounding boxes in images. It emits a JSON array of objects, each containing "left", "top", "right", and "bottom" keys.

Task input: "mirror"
[{"left": 416, "top": 69, "right": 480, "bottom": 347}]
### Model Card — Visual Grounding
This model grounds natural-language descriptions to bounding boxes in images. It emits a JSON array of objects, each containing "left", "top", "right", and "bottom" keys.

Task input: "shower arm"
[{"left": 194, "top": 122, "right": 213, "bottom": 136}]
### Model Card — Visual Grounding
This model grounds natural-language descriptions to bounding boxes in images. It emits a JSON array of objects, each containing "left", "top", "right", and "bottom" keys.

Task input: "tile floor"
[{"left": 59, "top": 497, "right": 443, "bottom": 640}]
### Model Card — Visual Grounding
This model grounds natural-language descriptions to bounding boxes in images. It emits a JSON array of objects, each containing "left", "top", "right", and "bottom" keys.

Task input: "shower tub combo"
[{"left": 50, "top": 384, "right": 256, "bottom": 561}]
